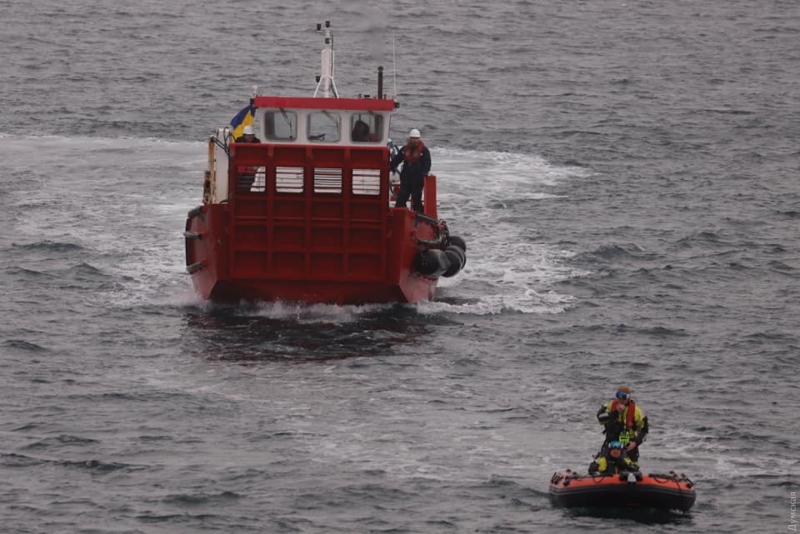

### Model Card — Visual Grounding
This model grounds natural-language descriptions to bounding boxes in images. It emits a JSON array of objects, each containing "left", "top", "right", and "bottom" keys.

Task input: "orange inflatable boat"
[{"left": 549, "top": 470, "right": 696, "bottom": 512}]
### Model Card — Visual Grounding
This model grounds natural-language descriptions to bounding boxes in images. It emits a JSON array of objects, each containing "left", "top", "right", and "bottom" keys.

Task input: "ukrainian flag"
[{"left": 230, "top": 102, "right": 256, "bottom": 139}]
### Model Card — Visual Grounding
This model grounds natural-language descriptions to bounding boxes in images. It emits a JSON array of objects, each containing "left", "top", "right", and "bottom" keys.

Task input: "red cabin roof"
[{"left": 254, "top": 96, "right": 396, "bottom": 111}]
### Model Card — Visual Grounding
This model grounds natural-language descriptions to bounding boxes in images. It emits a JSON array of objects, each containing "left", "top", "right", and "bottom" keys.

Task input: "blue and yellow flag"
[{"left": 230, "top": 103, "right": 256, "bottom": 139}]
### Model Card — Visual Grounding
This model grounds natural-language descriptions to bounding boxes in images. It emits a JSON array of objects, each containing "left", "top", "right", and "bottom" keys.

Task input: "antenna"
[
  {"left": 313, "top": 21, "right": 339, "bottom": 98},
  {"left": 392, "top": 32, "right": 397, "bottom": 99}
]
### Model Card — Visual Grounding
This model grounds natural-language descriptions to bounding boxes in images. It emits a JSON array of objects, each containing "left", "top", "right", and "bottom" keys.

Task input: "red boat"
[
  {"left": 549, "top": 470, "right": 696, "bottom": 512},
  {"left": 184, "top": 22, "right": 466, "bottom": 304}
]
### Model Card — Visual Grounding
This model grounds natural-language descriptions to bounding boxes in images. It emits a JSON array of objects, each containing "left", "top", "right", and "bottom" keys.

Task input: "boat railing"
[{"left": 228, "top": 144, "right": 389, "bottom": 202}]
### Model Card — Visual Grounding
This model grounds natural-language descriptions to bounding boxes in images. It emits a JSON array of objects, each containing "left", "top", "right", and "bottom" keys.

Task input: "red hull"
[{"left": 185, "top": 200, "right": 442, "bottom": 305}]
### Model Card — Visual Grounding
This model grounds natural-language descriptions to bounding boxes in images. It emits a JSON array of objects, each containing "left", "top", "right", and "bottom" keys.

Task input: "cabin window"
[
  {"left": 350, "top": 114, "right": 384, "bottom": 143},
  {"left": 307, "top": 111, "right": 341, "bottom": 142},
  {"left": 263, "top": 110, "right": 297, "bottom": 141}
]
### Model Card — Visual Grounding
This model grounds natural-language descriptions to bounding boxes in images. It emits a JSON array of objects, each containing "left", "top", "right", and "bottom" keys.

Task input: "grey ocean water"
[{"left": 1, "top": 0, "right": 799, "bottom": 532}]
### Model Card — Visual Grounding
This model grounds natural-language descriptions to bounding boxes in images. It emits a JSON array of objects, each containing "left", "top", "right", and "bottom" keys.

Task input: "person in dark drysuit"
[{"left": 390, "top": 128, "right": 431, "bottom": 212}]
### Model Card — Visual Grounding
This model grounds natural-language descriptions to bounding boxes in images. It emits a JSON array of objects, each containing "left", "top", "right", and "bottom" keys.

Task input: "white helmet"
[
  {"left": 409, "top": 128, "right": 420, "bottom": 138},
  {"left": 243, "top": 125, "right": 254, "bottom": 135}
]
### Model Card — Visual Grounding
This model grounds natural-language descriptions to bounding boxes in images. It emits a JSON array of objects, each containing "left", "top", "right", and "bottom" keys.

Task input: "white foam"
[
  {"left": 420, "top": 148, "right": 589, "bottom": 314},
  {"left": 247, "top": 300, "right": 390, "bottom": 324}
]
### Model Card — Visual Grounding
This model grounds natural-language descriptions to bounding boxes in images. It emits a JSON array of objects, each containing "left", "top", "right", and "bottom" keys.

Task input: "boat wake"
[
  {"left": 422, "top": 148, "right": 591, "bottom": 315},
  {"left": 1, "top": 135, "right": 590, "bottom": 316}
]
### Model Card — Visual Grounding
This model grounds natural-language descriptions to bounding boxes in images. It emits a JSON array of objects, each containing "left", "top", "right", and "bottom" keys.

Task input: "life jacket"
[
  {"left": 403, "top": 141, "right": 426, "bottom": 164},
  {"left": 610, "top": 400, "right": 636, "bottom": 430}
]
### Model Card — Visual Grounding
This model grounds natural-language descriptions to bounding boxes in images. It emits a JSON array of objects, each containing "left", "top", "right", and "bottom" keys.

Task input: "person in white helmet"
[
  {"left": 234, "top": 124, "right": 261, "bottom": 143},
  {"left": 234, "top": 125, "right": 261, "bottom": 191},
  {"left": 390, "top": 128, "right": 431, "bottom": 212}
]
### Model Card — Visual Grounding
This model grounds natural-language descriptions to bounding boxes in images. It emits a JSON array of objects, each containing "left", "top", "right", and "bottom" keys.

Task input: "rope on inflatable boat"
[
  {"left": 648, "top": 473, "right": 676, "bottom": 484},
  {"left": 649, "top": 471, "right": 693, "bottom": 487}
]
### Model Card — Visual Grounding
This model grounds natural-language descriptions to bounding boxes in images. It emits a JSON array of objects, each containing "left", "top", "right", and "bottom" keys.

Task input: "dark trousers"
[{"left": 395, "top": 177, "right": 423, "bottom": 212}]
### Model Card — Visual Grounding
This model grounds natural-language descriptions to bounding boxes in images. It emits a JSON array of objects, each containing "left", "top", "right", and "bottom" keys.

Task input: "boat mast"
[{"left": 313, "top": 21, "right": 339, "bottom": 98}]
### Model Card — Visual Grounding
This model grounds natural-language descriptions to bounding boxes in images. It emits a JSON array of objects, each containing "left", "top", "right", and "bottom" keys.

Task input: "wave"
[
  {"left": 64, "top": 262, "right": 109, "bottom": 277},
  {"left": 768, "top": 260, "right": 798, "bottom": 275},
  {"left": 2, "top": 339, "right": 49, "bottom": 352},
  {"left": 4, "top": 266, "right": 53, "bottom": 278},
  {"left": 777, "top": 210, "right": 800, "bottom": 219},
  {"left": 11, "top": 240, "right": 84, "bottom": 252},
  {"left": 575, "top": 243, "right": 659, "bottom": 264},
  {"left": 60, "top": 458, "right": 144, "bottom": 473},
  {"left": 575, "top": 324, "right": 690, "bottom": 338},
  {"left": 675, "top": 230, "right": 728, "bottom": 248},
  {"left": 0, "top": 452, "right": 142, "bottom": 474},
  {"left": 161, "top": 491, "right": 240, "bottom": 506},
  {"left": 22, "top": 435, "right": 100, "bottom": 450}
]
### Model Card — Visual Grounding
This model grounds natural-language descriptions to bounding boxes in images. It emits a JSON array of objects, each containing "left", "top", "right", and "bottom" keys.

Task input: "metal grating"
[
  {"left": 314, "top": 168, "right": 343, "bottom": 194},
  {"left": 276, "top": 166, "right": 304, "bottom": 193},
  {"left": 352, "top": 168, "right": 381, "bottom": 196}
]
